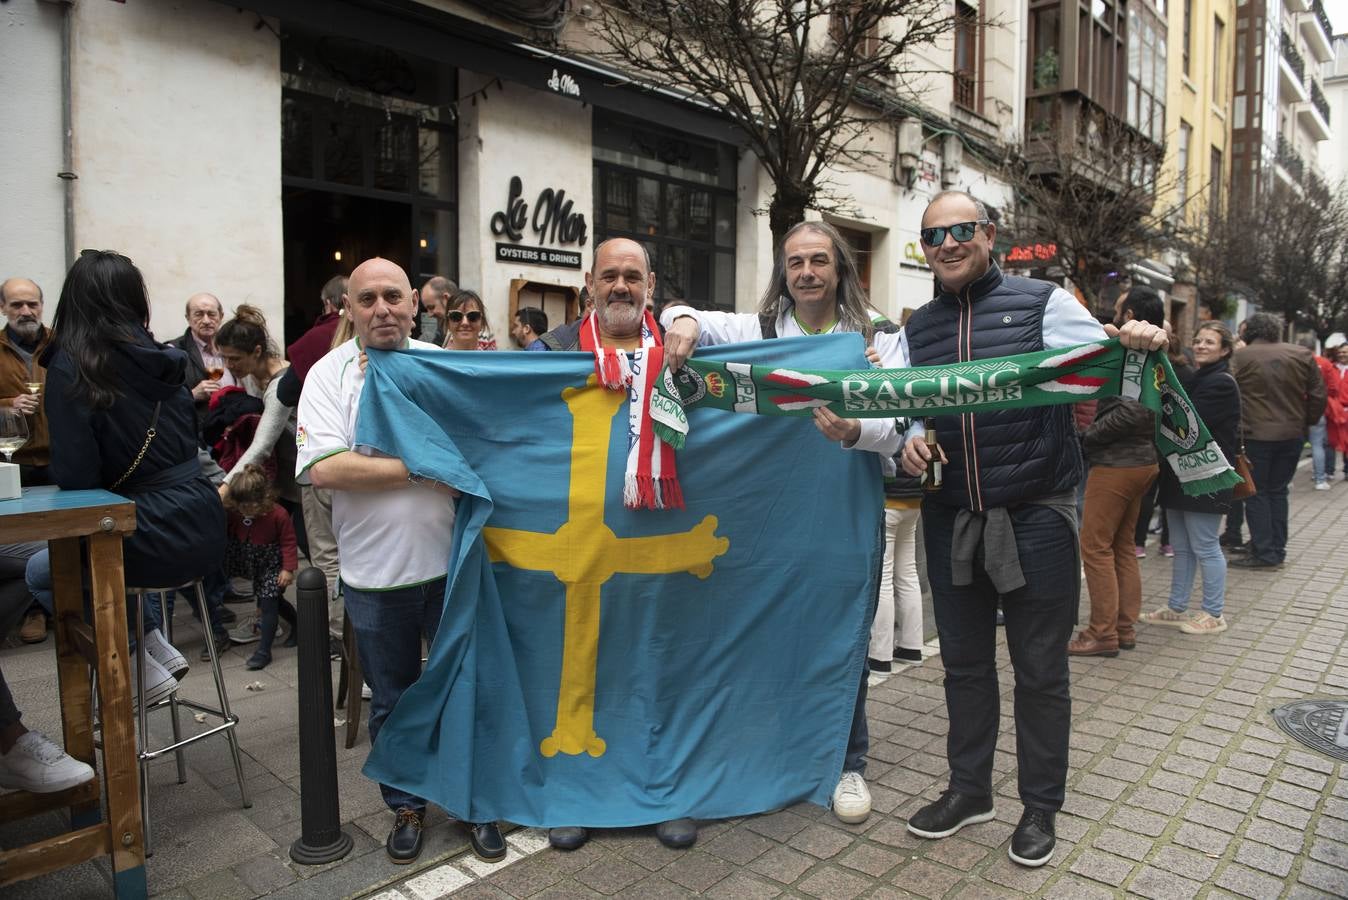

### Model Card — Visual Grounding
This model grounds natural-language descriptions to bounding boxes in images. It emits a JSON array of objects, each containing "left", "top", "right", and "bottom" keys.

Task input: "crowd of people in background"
[{"left": 0, "top": 205, "right": 1338, "bottom": 870}]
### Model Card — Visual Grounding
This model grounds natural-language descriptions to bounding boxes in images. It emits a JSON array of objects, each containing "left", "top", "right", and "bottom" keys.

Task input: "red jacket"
[
  {"left": 227, "top": 503, "right": 298, "bottom": 571},
  {"left": 286, "top": 312, "right": 341, "bottom": 384},
  {"left": 1317, "top": 355, "right": 1348, "bottom": 451}
]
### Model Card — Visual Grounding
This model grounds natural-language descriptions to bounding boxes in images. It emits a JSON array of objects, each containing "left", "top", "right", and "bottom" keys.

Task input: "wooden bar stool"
[{"left": 334, "top": 616, "right": 363, "bottom": 749}]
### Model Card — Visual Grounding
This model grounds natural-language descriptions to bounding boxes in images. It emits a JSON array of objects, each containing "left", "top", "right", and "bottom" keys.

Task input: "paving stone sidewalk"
[{"left": 5, "top": 465, "right": 1348, "bottom": 898}]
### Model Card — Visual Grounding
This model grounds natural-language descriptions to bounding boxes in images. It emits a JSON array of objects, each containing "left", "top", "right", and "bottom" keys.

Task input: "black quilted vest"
[{"left": 905, "top": 263, "right": 1084, "bottom": 512}]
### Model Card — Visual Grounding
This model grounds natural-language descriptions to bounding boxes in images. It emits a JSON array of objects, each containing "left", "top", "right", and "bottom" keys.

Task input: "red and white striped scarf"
[{"left": 579, "top": 310, "right": 683, "bottom": 511}]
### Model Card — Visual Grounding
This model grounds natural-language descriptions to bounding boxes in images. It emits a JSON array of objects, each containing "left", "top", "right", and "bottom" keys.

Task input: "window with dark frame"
[
  {"left": 592, "top": 110, "right": 737, "bottom": 313},
  {"left": 1183, "top": 0, "right": 1192, "bottom": 76},
  {"left": 830, "top": 3, "right": 881, "bottom": 59},
  {"left": 954, "top": 1, "right": 981, "bottom": 113},
  {"left": 1126, "top": 4, "right": 1167, "bottom": 144},
  {"left": 1212, "top": 16, "right": 1226, "bottom": 105}
]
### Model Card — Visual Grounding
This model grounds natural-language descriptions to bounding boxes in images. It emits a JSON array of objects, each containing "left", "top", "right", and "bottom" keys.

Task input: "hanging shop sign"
[
  {"left": 1006, "top": 242, "right": 1057, "bottom": 265},
  {"left": 900, "top": 242, "right": 930, "bottom": 269},
  {"left": 490, "top": 176, "right": 587, "bottom": 269}
]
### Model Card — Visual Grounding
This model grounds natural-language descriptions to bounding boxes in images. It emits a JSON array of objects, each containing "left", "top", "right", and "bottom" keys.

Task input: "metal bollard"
[{"left": 289, "top": 567, "right": 354, "bottom": 864}]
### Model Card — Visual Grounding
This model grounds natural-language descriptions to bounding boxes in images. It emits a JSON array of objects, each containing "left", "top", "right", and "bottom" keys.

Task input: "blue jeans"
[
  {"left": 1244, "top": 438, "right": 1304, "bottom": 564},
  {"left": 343, "top": 577, "right": 447, "bottom": 813},
  {"left": 26, "top": 547, "right": 164, "bottom": 638},
  {"left": 1167, "top": 510, "right": 1226, "bottom": 618},
  {"left": 922, "top": 501, "right": 1076, "bottom": 811},
  {"left": 1310, "top": 417, "right": 1328, "bottom": 483}
]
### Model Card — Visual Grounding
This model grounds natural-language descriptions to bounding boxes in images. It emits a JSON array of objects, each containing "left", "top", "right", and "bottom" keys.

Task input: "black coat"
[
  {"left": 1159, "top": 358, "right": 1242, "bottom": 514},
  {"left": 44, "top": 329, "right": 225, "bottom": 587}
]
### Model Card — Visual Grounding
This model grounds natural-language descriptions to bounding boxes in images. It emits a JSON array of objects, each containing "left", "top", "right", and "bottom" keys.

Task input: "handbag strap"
[{"left": 111, "top": 402, "right": 162, "bottom": 491}]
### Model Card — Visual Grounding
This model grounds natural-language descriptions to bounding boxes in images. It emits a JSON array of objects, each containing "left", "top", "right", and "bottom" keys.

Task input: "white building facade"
[{"left": 1, "top": 0, "right": 1034, "bottom": 342}]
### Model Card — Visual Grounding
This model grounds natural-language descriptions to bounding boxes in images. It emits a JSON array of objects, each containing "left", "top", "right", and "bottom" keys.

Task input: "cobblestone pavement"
[{"left": 5, "top": 463, "right": 1348, "bottom": 898}]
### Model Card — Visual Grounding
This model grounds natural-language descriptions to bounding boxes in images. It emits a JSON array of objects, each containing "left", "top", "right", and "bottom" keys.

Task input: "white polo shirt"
[{"left": 295, "top": 338, "right": 454, "bottom": 591}]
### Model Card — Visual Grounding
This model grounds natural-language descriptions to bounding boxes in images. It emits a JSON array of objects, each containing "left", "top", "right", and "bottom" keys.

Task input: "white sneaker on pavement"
[
  {"left": 0, "top": 731, "right": 96, "bottom": 793},
  {"left": 142, "top": 628, "right": 188, "bottom": 681},
  {"left": 1315, "top": 481, "right": 1332, "bottom": 491},
  {"left": 131, "top": 652, "right": 180, "bottom": 711},
  {"left": 361, "top": 682, "right": 373, "bottom": 700},
  {"left": 832, "top": 770, "right": 871, "bottom": 824}
]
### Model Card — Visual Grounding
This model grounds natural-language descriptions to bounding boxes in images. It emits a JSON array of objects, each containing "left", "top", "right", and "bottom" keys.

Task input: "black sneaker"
[
  {"left": 894, "top": 647, "right": 923, "bottom": 663},
  {"left": 1009, "top": 807, "right": 1056, "bottom": 867},
  {"left": 387, "top": 807, "right": 424, "bottom": 863},
  {"left": 867, "top": 657, "right": 892, "bottom": 674},
  {"left": 907, "top": 791, "right": 995, "bottom": 839}
]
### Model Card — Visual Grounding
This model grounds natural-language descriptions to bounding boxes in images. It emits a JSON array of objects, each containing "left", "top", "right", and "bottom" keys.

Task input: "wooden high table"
[{"left": 0, "top": 486, "right": 145, "bottom": 898}]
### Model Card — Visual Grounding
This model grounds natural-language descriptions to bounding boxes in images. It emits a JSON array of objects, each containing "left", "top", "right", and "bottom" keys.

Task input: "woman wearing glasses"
[{"left": 444, "top": 290, "right": 493, "bottom": 351}]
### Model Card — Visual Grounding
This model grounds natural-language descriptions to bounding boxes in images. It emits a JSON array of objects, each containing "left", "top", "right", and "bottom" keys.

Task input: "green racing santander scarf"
[{"left": 651, "top": 338, "right": 1243, "bottom": 497}]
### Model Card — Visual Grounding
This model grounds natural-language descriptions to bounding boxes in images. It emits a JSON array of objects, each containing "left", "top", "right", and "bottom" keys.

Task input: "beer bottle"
[{"left": 924, "top": 418, "right": 942, "bottom": 492}]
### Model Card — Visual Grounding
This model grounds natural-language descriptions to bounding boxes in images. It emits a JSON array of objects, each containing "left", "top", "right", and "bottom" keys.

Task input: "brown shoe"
[
  {"left": 1067, "top": 632, "right": 1119, "bottom": 657},
  {"left": 19, "top": 609, "right": 48, "bottom": 644}
]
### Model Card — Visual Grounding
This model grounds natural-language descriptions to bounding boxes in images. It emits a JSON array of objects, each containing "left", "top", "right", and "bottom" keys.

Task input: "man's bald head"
[
  {"left": 0, "top": 278, "right": 44, "bottom": 341},
  {"left": 347, "top": 258, "right": 415, "bottom": 350},
  {"left": 0, "top": 278, "right": 41, "bottom": 305}
]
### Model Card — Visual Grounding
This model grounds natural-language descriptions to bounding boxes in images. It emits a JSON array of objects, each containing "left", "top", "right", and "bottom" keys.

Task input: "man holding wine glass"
[
  {"left": 0, "top": 277, "right": 53, "bottom": 644},
  {"left": 172, "top": 292, "right": 237, "bottom": 429},
  {"left": 0, "top": 278, "right": 52, "bottom": 487}
]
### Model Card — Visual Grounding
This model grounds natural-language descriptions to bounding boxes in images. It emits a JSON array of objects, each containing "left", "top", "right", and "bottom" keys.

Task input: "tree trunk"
[{"left": 768, "top": 189, "right": 811, "bottom": 247}]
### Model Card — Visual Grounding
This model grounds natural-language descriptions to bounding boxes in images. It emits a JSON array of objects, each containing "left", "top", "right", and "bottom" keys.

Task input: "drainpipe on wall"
[{"left": 55, "top": 0, "right": 77, "bottom": 268}]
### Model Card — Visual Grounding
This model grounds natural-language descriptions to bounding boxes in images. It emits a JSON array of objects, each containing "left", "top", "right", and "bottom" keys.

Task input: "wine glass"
[{"left": 0, "top": 409, "right": 29, "bottom": 464}]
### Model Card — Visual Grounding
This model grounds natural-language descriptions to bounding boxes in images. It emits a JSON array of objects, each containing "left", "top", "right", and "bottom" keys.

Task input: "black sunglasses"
[
  {"left": 920, "top": 219, "right": 989, "bottom": 247},
  {"left": 447, "top": 310, "right": 483, "bottom": 324}
]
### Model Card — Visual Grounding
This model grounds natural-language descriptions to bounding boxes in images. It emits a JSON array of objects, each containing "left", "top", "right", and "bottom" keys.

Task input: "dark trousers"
[
  {"left": 1244, "top": 438, "right": 1303, "bottom": 564},
  {"left": 1133, "top": 479, "right": 1168, "bottom": 547},
  {"left": 923, "top": 501, "right": 1076, "bottom": 811},
  {"left": 0, "top": 668, "right": 18, "bottom": 731},
  {"left": 1223, "top": 499, "right": 1245, "bottom": 543},
  {"left": 844, "top": 513, "right": 886, "bottom": 775}
]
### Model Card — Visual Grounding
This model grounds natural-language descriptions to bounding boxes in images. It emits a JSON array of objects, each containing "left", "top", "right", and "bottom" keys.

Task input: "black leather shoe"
[
  {"left": 1009, "top": 807, "right": 1056, "bottom": 867},
  {"left": 386, "top": 807, "right": 424, "bottom": 863},
  {"left": 907, "top": 791, "right": 995, "bottom": 839},
  {"left": 655, "top": 818, "right": 697, "bottom": 849},
  {"left": 468, "top": 821, "right": 507, "bottom": 860},
  {"left": 548, "top": 826, "right": 589, "bottom": 851},
  {"left": 1230, "top": 556, "right": 1282, "bottom": 568}
]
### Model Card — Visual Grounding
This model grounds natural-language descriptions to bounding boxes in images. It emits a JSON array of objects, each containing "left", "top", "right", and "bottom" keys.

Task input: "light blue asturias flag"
[{"left": 356, "top": 333, "right": 883, "bottom": 827}]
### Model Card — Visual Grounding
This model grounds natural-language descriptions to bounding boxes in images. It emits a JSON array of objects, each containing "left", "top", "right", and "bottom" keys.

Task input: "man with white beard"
[{"left": 0, "top": 279, "right": 51, "bottom": 485}]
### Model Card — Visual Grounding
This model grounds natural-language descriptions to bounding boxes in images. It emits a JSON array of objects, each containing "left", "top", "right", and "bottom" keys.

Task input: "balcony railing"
[
  {"left": 1281, "top": 28, "right": 1307, "bottom": 83},
  {"left": 1311, "top": 0, "right": 1333, "bottom": 42},
  {"left": 1277, "top": 133, "right": 1305, "bottom": 181},
  {"left": 1312, "top": 79, "right": 1332, "bottom": 124}
]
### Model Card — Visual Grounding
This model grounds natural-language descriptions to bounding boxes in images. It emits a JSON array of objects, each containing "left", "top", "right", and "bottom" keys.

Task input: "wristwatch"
[{"left": 407, "top": 472, "right": 430, "bottom": 488}]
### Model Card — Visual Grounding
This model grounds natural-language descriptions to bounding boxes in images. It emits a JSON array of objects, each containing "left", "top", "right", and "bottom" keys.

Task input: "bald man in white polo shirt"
[{"left": 296, "top": 257, "right": 505, "bottom": 866}]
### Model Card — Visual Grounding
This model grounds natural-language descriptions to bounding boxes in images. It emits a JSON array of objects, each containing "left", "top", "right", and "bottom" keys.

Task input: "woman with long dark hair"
[{"left": 43, "top": 250, "right": 226, "bottom": 702}]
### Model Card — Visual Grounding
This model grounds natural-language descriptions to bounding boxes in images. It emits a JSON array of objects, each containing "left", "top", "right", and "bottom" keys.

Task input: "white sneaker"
[
  {"left": 131, "top": 652, "right": 179, "bottom": 711},
  {"left": 832, "top": 770, "right": 871, "bottom": 824},
  {"left": 1316, "top": 481, "right": 1332, "bottom": 491},
  {"left": 361, "top": 682, "right": 373, "bottom": 700},
  {"left": 228, "top": 615, "right": 261, "bottom": 645},
  {"left": 142, "top": 628, "right": 188, "bottom": 681},
  {"left": 0, "top": 731, "right": 96, "bottom": 793}
]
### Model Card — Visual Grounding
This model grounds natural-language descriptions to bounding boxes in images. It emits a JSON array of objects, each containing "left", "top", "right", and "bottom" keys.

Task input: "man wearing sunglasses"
[{"left": 888, "top": 191, "right": 1165, "bottom": 868}]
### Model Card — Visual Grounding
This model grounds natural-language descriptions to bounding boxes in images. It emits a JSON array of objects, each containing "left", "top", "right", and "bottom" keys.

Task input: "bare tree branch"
[{"left": 585, "top": 0, "right": 961, "bottom": 241}]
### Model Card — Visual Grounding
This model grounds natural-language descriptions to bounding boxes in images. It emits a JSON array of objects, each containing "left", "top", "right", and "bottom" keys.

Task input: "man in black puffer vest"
[{"left": 897, "top": 191, "right": 1167, "bottom": 868}]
